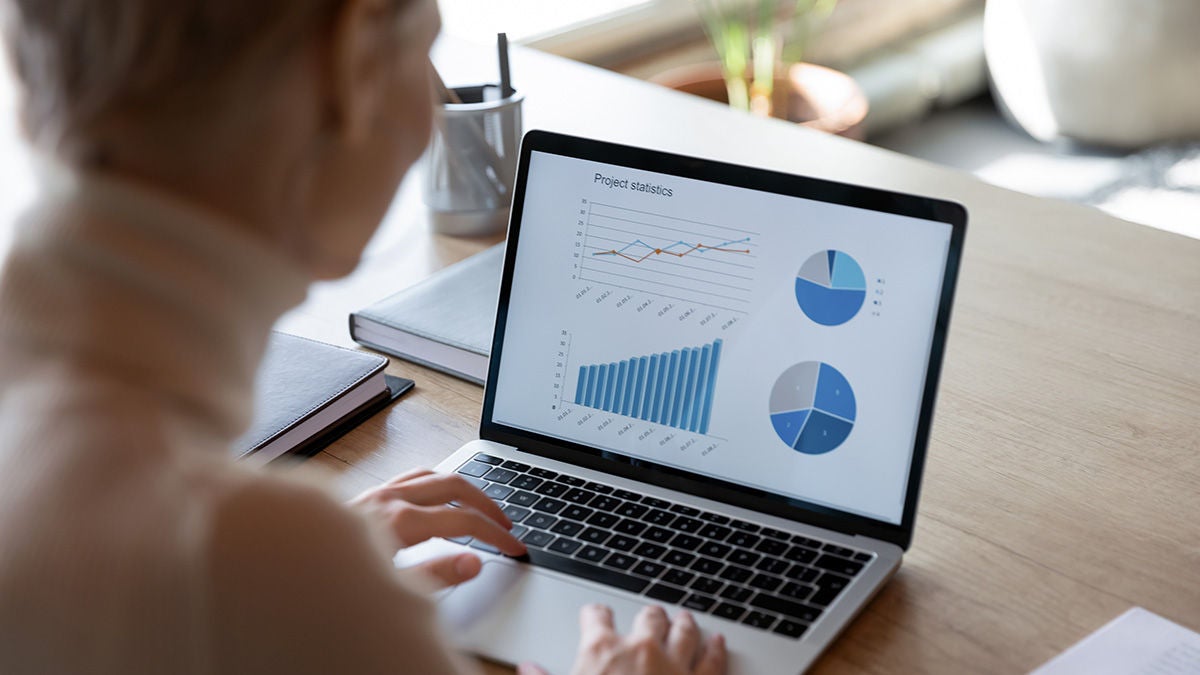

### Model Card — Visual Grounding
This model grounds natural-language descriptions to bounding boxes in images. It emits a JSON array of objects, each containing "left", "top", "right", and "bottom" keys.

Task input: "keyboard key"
[
  {"left": 749, "top": 574, "right": 784, "bottom": 592},
  {"left": 691, "top": 577, "right": 723, "bottom": 595},
  {"left": 642, "top": 509, "right": 675, "bottom": 526},
  {"left": 730, "top": 519, "right": 760, "bottom": 532},
  {"left": 616, "top": 502, "right": 648, "bottom": 518},
  {"left": 483, "top": 468, "right": 518, "bottom": 484},
  {"left": 698, "top": 524, "right": 732, "bottom": 541},
  {"left": 781, "top": 582, "right": 813, "bottom": 601},
  {"left": 561, "top": 505, "right": 594, "bottom": 521},
  {"left": 613, "top": 489, "right": 641, "bottom": 500},
  {"left": 756, "top": 558, "right": 790, "bottom": 575},
  {"left": 631, "top": 561, "right": 666, "bottom": 579},
  {"left": 459, "top": 476, "right": 489, "bottom": 491},
  {"left": 645, "top": 583, "right": 687, "bottom": 604},
  {"left": 608, "top": 535, "right": 639, "bottom": 552},
  {"left": 615, "top": 519, "right": 647, "bottom": 536},
  {"left": 603, "top": 553, "right": 636, "bottom": 570},
  {"left": 785, "top": 546, "right": 818, "bottom": 564},
  {"left": 550, "top": 521, "right": 584, "bottom": 537},
  {"left": 663, "top": 569, "right": 695, "bottom": 587},
  {"left": 792, "top": 535, "right": 822, "bottom": 549},
  {"left": 457, "top": 461, "right": 493, "bottom": 478},
  {"left": 699, "top": 512, "right": 731, "bottom": 525},
  {"left": 787, "top": 565, "right": 820, "bottom": 584},
  {"left": 641, "top": 497, "right": 671, "bottom": 509},
  {"left": 750, "top": 593, "right": 821, "bottom": 623},
  {"left": 522, "top": 530, "right": 554, "bottom": 548},
  {"left": 472, "top": 453, "right": 502, "bottom": 465},
  {"left": 663, "top": 551, "right": 695, "bottom": 567},
  {"left": 549, "top": 538, "right": 583, "bottom": 555},
  {"left": 470, "top": 540, "right": 501, "bottom": 554},
  {"left": 580, "top": 528, "right": 611, "bottom": 545},
  {"left": 853, "top": 552, "right": 873, "bottom": 563},
  {"left": 586, "top": 512, "right": 620, "bottom": 528},
  {"left": 813, "top": 555, "right": 864, "bottom": 577},
  {"left": 698, "top": 542, "right": 732, "bottom": 559},
  {"left": 535, "top": 482, "right": 568, "bottom": 497},
  {"left": 502, "top": 505, "right": 531, "bottom": 523},
  {"left": 682, "top": 594, "right": 716, "bottom": 612},
  {"left": 755, "top": 539, "right": 788, "bottom": 556},
  {"left": 557, "top": 475, "right": 587, "bottom": 487},
  {"left": 584, "top": 482, "right": 613, "bottom": 494},
  {"left": 484, "top": 484, "right": 514, "bottom": 500},
  {"left": 589, "top": 495, "right": 622, "bottom": 511},
  {"left": 822, "top": 543, "right": 856, "bottom": 558},
  {"left": 761, "top": 528, "right": 790, "bottom": 541},
  {"left": 578, "top": 545, "right": 608, "bottom": 562},
  {"left": 713, "top": 603, "right": 746, "bottom": 621},
  {"left": 672, "top": 517, "right": 703, "bottom": 534},
  {"left": 525, "top": 548, "right": 648, "bottom": 594},
  {"left": 728, "top": 550, "right": 760, "bottom": 567},
  {"left": 563, "top": 488, "right": 594, "bottom": 504},
  {"left": 670, "top": 504, "right": 700, "bottom": 516},
  {"left": 719, "top": 585, "right": 753, "bottom": 603},
  {"left": 690, "top": 557, "right": 723, "bottom": 575},
  {"left": 643, "top": 526, "right": 673, "bottom": 543},
  {"left": 533, "top": 498, "right": 567, "bottom": 514},
  {"left": 501, "top": 460, "right": 531, "bottom": 472},
  {"left": 507, "top": 491, "right": 540, "bottom": 507},
  {"left": 718, "top": 565, "right": 753, "bottom": 583},
  {"left": 810, "top": 573, "right": 851, "bottom": 607},
  {"left": 509, "top": 525, "right": 529, "bottom": 540},
  {"left": 525, "top": 513, "right": 557, "bottom": 530},
  {"left": 742, "top": 611, "right": 778, "bottom": 630},
  {"left": 633, "top": 542, "right": 667, "bottom": 560},
  {"left": 529, "top": 468, "right": 558, "bottom": 480},
  {"left": 446, "top": 535, "right": 472, "bottom": 545},
  {"left": 670, "top": 534, "right": 703, "bottom": 551},
  {"left": 510, "top": 475, "right": 543, "bottom": 491},
  {"left": 774, "top": 619, "right": 809, "bottom": 639}
]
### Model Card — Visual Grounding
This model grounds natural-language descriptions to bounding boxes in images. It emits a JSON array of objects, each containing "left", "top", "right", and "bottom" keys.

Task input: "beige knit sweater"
[{"left": 0, "top": 165, "right": 477, "bottom": 674}]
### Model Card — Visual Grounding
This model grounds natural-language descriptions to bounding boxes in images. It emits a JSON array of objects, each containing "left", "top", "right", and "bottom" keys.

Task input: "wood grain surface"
[{"left": 272, "top": 38, "right": 1200, "bottom": 674}]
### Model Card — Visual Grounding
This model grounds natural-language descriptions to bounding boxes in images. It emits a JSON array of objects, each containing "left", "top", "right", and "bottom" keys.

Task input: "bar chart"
[{"left": 573, "top": 339, "right": 723, "bottom": 434}]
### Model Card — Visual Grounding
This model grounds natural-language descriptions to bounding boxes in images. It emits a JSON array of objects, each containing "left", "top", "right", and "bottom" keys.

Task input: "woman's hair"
[{"left": 1, "top": 0, "right": 339, "bottom": 153}]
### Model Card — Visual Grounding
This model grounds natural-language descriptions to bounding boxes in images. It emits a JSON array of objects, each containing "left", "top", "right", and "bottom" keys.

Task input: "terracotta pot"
[{"left": 651, "top": 62, "right": 868, "bottom": 139}]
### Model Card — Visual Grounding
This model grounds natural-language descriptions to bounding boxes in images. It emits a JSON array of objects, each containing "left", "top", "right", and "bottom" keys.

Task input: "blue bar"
[
  {"left": 586, "top": 365, "right": 597, "bottom": 406},
  {"left": 614, "top": 361, "right": 627, "bottom": 413},
  {"left": 621, "top": 359, "right": 636, "bottom": 416},
  {"left": 690, "top": 345, "right": 711, "bottom": 432},
  {"left": 671, "top": 349, "right": 691, "bottom": 428},
  {"left": 631, "top": 357, "right": 647, "bottom": 418},
  {"left": 603, "top": 364, "right": 616, "bottom": 411},
  {"left": 661, "top": 351, "right": 680, "bottom": 424},
  {"left": 650, "top": 354, "right": 666, "bottom": 423},
  {"left": 575, "top": 366, "right": 587, "bottom": 405},
  {"left": 680, "top": 348, "right": 700, "bottom": 431},
  {"left": 699, "top": 340, "right": 722, "bottom": 434},
  {"left": 639, "top": 355, "right": 657, "bottom": 420}
]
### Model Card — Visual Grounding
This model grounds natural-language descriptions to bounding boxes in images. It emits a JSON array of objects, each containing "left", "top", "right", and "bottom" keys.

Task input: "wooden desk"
[{"left": 275, "top": 39, "right": 1200, "bottom": 673}]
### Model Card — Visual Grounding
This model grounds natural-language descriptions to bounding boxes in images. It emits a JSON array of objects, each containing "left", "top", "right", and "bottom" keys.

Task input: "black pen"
[{"left": 498, "top": 32, "right": 513, "bottom": 98}]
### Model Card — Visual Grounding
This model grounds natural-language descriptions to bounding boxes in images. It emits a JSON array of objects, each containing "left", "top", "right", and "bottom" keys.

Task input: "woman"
[{"left": 0, "top": 0, "right": 727, "bottom": 673}]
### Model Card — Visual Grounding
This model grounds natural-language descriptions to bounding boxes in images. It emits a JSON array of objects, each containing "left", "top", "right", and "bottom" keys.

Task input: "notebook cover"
[
  {"left": 350, "top": 244, "right": 503, "bottom": 381},
  {"left": 233, "top": 332, "right": 411, "bottom": 461}
]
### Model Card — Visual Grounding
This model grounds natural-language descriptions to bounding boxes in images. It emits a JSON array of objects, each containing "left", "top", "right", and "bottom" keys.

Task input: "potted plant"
[{"left": 653, "top": 0, "right": 868, "bottom": 138}]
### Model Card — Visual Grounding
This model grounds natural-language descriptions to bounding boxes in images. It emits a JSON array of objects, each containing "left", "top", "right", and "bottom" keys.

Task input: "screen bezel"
[{"left": 480, "top": 130, "right": 967, "bottom": 550}]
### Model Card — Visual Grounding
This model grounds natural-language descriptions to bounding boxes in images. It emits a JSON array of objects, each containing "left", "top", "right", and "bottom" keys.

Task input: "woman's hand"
[
  {"left": 349, "top": 468, "right": 527, "bottom": 588},
  {"left": 519, "top": 605, "right": 727, "bottom": 675}
]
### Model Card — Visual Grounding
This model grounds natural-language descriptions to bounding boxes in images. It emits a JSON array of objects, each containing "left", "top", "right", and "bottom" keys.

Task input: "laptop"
[{"left": 397, "top": 130, "right": 967, "bottom": 673}]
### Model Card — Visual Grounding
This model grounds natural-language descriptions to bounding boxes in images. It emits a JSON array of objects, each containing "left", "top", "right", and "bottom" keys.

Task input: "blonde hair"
[{"left": 1, "top": 0, "right": 340, "bottom": 154}]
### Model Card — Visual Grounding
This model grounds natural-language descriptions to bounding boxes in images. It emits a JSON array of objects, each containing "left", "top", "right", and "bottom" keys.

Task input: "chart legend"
[{"left": 574, "top": 339, "right": 722, "bottom": 434}]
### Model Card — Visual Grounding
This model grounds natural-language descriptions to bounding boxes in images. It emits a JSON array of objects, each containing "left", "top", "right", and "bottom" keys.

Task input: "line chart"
[{"left": 579, "top": 202, "right": 759, "bottom": 313}]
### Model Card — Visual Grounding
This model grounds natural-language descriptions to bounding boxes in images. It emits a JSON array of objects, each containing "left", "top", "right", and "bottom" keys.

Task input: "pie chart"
[
  {"left": 769, "top": 362, "right": 856, "bottom": 455},
  {"left": 795, "top": 250, "right": 867, "bottom": 326}
]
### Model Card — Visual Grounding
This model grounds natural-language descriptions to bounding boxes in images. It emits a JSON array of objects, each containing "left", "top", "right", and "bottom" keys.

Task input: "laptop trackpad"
[{"left": 437, "top": 559, "right": 652, "bottom": 674}]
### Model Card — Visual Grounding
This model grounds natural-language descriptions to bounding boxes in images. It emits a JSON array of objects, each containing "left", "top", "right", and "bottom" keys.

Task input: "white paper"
[{"left": 1032, "top": 607, "right": 1200, "bottom": 675}]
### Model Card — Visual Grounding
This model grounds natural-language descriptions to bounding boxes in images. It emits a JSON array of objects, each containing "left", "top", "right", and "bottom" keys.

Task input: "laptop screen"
[{"left": 488, "top": 139, "right": 957, "bottom": 528}]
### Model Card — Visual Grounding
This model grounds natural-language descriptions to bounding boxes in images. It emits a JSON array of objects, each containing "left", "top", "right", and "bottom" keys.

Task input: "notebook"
[{"left": 396, "top": 130, "right": 967, "bottom": 674}]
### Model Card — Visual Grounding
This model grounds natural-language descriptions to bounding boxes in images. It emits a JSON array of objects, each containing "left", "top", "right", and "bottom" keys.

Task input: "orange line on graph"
[{"left": 594, "top": 243, "right": 751, "bottom": 264}]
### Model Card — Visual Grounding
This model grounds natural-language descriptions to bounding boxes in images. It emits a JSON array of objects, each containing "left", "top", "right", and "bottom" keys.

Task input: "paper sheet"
[{"left": 1032, "top": 607, "right": 1200, "bottom": 675}]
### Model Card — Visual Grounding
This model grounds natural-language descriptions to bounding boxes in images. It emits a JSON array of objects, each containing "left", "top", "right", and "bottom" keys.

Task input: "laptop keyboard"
[{"left": 451, "top": 453, "right": 874, "bottom": 641}]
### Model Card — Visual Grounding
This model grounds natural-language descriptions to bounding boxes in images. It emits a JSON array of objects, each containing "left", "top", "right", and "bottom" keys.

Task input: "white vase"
[{"left": 985, "top": 0, "right": 1200, "bottom": 149}]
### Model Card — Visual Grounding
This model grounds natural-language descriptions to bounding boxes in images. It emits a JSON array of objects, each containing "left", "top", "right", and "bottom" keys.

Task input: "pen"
[{"left": 498, "top": 33, "right": 513, "bottom": 98}]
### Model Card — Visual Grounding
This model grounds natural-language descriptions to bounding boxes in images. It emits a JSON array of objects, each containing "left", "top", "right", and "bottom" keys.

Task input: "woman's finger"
[
  {"left": 394, "top": 504, "right": 526, "bottom": 556},
  {"left": 693, "top": 634, "right": 727, "bottom": 675},
  {"left": 385, "top": 473, "right": 511, "bottom": 528},
  {"left": 578, "top": 604, "right": 616, "bottom": 650},
  {"left": 408, "top": 552, "right": 482, "bottom": 590},
  {"left": 385, "top": 467, "right": 435, "bottom": 486},
  {"left": 665, "top": 610, "right": 700, "bottom": 668},
  {"left": 630, "top": 605, "right": 670, "bottom": 643}
]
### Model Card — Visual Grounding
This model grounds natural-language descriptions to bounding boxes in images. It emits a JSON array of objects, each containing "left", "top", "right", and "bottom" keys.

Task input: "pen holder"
[{"left": 422, "top": 85, "right": 524, "bottom": 237}]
